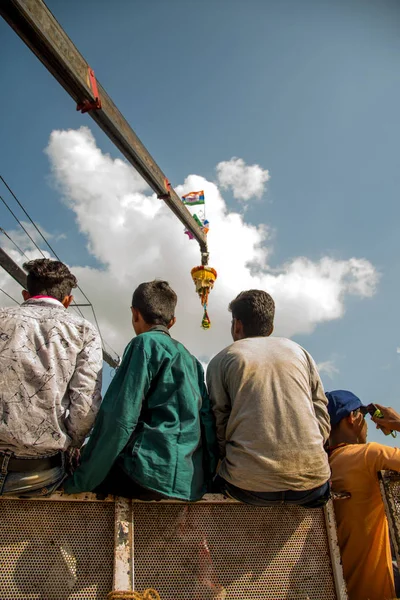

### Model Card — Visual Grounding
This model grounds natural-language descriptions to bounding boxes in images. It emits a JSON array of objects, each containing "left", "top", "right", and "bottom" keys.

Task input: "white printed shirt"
[{"left": 0, "top": 297, "right": 103, "bottom": 457}]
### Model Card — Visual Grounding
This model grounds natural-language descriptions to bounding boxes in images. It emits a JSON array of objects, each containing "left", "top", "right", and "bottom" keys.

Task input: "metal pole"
[
  {"left": 0, "top": 0, "right": 209, "bottom": 264},
  {"left": 113, "top": 497, "right": 134, "bottom": 593},
  {"left": 0, "top": 246, "right": 119, "bottom": 369},
  {"left": 323, "top": 500, "right": 348, "bottom": 599},
  {"left": 0, "top": 246, "right": 27, "bottom": 287}
]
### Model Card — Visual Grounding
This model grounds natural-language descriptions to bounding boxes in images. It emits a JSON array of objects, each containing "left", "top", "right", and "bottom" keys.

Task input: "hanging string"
[{"left": 201, "top": 303, "right": 211, "bottom": 329}]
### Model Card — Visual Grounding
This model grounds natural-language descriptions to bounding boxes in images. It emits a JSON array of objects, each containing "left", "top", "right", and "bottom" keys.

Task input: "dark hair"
[
  {"left": 23, "top": 259, "right": 77, "bottom": 302},
  {"left": 229, "top": 289, "right": 275, "bottom": 337},
  {"left": 131, "top": 280, "right": 177, "bottom": 326},
  {"left": 330, "top": 408, "right": 361, "bottom": 433}
]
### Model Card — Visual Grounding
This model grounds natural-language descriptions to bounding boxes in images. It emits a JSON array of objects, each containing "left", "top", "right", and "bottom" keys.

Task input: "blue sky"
[{"left": 1, "top": 0, "right": 400, "bottom": 445}]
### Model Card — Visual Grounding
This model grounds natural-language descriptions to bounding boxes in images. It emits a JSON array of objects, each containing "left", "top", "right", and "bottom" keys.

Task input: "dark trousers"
[
  {"left": 215, "top": 475, "right": 330, "bottom": 508},
  {"left": 94, "top": 464, "right": 166, "bottom": 500}
]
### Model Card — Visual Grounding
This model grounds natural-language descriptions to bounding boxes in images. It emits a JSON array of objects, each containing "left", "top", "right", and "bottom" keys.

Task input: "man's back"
[
  {"left": 207, "top": 336, "right": 330, "bottom": 492},
  {"left": 0, "top": 298, "right": 102, "bottom": 456},
  {"left": 330, "top": 442, "right": 400, "bottom": 600}
]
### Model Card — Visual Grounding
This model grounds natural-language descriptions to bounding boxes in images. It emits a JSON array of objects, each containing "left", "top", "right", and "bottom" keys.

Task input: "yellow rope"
[{"left": 107, "top": 590, "right": 160, "bottom": 600}]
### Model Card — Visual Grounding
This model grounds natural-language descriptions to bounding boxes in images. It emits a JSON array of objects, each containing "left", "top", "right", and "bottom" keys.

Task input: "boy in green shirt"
[{"left": 64, "top": 280, "right": 218, "bottom": 500}]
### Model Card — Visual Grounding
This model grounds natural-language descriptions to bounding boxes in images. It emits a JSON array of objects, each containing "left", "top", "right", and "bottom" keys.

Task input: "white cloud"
[
  {"left": 396, "top": 348, "right": 400, "bottom": 354},
  {"left": 316, "top": 360, "right": 339, "bottom": 379},
  {"left": 216, "top": 157, "right": 270, "bottom": 201},
  {"left": 5, "top": 124, "right": 375, "bottom": 362}
]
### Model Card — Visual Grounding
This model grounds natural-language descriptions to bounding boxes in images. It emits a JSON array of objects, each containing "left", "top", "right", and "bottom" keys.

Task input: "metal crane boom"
[{"left": 0, "top": 0, "right": 209, "bottom": 263}]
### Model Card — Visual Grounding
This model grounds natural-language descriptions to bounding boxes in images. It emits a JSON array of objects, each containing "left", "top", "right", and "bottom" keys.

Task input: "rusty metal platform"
[
  {"left": 0, "top": 494, "right": 347, "bottom": 600},
  {"left": 0, "top": 497, "right": 114, "bottom": 599}
]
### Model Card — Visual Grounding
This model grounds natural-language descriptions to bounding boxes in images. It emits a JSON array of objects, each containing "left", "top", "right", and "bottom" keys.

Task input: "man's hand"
[
  {"left": 372, "top": 404, "right": 400, "bottom": 434},
  {"left": 65, "top": 447, "right": 81, "bottom": 475}
]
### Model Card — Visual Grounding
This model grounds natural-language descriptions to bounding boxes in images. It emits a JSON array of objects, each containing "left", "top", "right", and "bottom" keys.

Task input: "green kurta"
[{"left": 64, "top": 326, "right": 218, "bottom": 500}]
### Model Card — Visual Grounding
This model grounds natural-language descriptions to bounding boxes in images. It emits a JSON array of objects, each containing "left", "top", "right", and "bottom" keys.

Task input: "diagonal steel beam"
[{"left": 1, "top": 0, "right": 209, "bottom": 263}]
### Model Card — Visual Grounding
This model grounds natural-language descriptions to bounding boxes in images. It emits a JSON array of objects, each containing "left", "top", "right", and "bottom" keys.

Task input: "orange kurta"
[{"left": 330, "top": 442, "right": 400, "bottom": 600}]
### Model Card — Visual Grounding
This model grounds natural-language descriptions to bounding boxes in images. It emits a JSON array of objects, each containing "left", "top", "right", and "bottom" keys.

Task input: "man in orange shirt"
[{"left": 326, "top": 390, "right": 400, "bottom": 600}]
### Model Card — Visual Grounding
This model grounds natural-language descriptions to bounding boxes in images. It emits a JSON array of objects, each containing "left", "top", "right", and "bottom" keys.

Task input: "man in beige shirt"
[{"left": 207, "top": 289, "right": 330, "bottom": 506}]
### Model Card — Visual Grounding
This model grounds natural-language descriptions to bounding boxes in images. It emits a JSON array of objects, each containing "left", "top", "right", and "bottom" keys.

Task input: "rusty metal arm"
[
  {"left": 0, "top": 246, "right": 119, "bottom": 369},
  {"left": 0, "top": 247, "right": 27, "bottom": 287},
  {"left": 0, "top": 0, "right": 209, "bottom": 264}
]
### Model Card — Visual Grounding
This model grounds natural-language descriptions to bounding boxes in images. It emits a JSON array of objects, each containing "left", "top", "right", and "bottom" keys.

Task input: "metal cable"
[
  {"left": 0, "top": 287, "right": 20, "bottom": 305},
  {"left": 0, "top": 227, "right": 30, "bottom": 260},
  {"left": 0, "top": 195, "right": 46, "bottom": 258},
  {"left": 1, "top": 175, "right": 65, "bottom": 262},
  {"left": 0, "top": 176, "right": 111, "bottom": 352},
  {"left": 0, "top": 180, "right": 87, "bottom": 319},
  {"left": 0, "top": 193, "right": 85, "bottom": 319},
  {"left": 1, "top": 175, "right": 95, "bottom": 310}
]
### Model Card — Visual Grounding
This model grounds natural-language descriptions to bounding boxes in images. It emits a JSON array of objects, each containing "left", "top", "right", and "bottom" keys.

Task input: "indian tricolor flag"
[{"left": 182, "top": 190, "right": 205, "bottom": 206}]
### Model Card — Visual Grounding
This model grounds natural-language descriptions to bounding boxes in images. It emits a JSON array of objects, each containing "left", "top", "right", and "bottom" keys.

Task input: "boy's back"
[
  {"left": 118, "top": 327, "right": 216, "bottom": 499},
  {"left": 65, "top": 325, "right": 217, "bottom": 500}
]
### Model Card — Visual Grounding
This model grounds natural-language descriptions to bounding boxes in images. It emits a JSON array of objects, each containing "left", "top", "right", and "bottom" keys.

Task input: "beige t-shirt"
[{"left": 207, "top": 336, "right": 330, "bottom": 492}]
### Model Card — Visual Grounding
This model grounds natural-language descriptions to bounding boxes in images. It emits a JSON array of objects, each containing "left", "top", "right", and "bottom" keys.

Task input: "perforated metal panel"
[
  {"left": 133, "top": 503, "right": 337, "bottom": 600},
  {"left": 380, "top": 470, "right": 400, "bottom": 570},
  {"left": 0, "top": 499, "right": 114, "bottom": 600}
]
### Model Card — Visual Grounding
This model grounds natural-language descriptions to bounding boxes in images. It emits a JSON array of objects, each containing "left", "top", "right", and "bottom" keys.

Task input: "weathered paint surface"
[
  {"left": 324, "top": 500, "right": 348, "bottom": 600},
  {"left": 379, "top": 470, "right": 400, "bottom": 571},
  {"left": 113, "top": 496, "right": 134, "bottom": 592}
]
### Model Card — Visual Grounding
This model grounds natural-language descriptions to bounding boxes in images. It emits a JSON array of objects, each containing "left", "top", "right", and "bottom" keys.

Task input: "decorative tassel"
[
  {"left": 190, "top": 266, "right": 217, "bottom": 331},
  {"left": 201, "top": 305, "right": 211, "bottom": 329}
]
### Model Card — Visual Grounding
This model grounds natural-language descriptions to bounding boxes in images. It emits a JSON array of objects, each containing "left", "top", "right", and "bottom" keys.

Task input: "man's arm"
[
  {"left": 64, "top": 325, "right": 103, "bottom": 447},
  {"left": 196, "top": 361, "right": 219, "bottom": 485},
  {"left": 308, "top": 354, "right": 330, "bottom": 443},
  {"left": 206, "top": 355, "right": 231, "bottom": 458},
  {"left": 64, "top": 338, "right": 151, "bottom": 493}
]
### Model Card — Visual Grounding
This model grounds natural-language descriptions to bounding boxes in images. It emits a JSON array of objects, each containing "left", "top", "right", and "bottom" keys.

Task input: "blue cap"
[{"left": 325, "top": 390, "right": 365, "bottom": 426}]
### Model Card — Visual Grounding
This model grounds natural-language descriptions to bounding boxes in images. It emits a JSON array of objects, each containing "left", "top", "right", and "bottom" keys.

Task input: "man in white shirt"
[
  {"left": 207, "top": 289, "right": 331, "bottom": 506},
  {"left": 0, "top": 258, "right": 102, "bottom": 496}
]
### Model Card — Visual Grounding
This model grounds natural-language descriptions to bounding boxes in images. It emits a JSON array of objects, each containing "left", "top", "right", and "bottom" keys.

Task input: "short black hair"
[
  {"left": 23, "top": 259, "right": 77, "bottom": 302},
  {"left": 131, "top": 280, "right": 177, "bottom": 326},
  {"left": 330, "top": 408, "right": 361, "bottom": 434},
  {"left": 229, "top": 289, "right": 275, "bottom": 337}
]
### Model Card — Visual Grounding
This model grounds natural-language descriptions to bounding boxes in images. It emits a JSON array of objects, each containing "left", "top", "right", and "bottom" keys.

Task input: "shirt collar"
[
  {"left": 147, "top": 325, "right": 171, "bottom": 337},
  {"left": 22, "top": 297, "right": 65, "bottom": 309}
]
